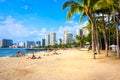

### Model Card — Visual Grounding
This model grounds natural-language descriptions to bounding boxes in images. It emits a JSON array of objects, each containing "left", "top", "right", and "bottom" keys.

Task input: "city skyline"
[
  {"left": 0, "top": 0, "right": 88, "bottom": 43},
  {"left": 0, "top": 28, "right": 89, "bottom": 48}
]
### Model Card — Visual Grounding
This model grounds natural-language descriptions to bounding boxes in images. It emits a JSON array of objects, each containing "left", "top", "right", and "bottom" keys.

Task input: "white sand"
[{"left": 0, "top": 48, "right": 120, "bottom": 80}]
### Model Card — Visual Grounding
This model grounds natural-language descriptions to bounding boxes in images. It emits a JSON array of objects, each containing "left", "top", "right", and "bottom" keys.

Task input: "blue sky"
[{"left": 0, "top": 0, "right": 88, "bottom": 43}]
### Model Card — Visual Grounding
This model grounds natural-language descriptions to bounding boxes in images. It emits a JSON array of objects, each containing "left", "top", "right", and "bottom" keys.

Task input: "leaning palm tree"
[{"left": 62, "top": 0, "right": 99, "bottom": 58}]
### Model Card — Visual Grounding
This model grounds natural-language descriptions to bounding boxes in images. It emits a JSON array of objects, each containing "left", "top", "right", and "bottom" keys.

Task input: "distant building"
[
  {"left": 45, "top": 34, "right": 50, "bottom": 46},
  {"left": 36, "top": 41, "right": 41, "bottom": 47},
  {"left": 58, "top": 39, "right": 62, "bottom": 45},
  {"left": 0, "top": 39, "right": 13, "bottom": 48},
  {"left": 82, "top": 29, "right": 89, "bottom": 36},
  {"left": 41, "top": 39, "right": 45, "bottom": 47},
  {"left": 76, "top": 29, "right": 83, "bottom": 36},
  {"left": 0, "top": 40, "right": 2, "bottom": 48},
  {"left": 25, "top": 41, "right": 35, "bottom": 48},
  {"left": 50, "top": 32, "right": 56, "bottom": 45},
  {"left": 63, "top": 30, "right": 68, "bottom": 44},
  {"left": 65, "top": 32, "right": 73, "bottom": 44},
  {"left": 19, "top": 41, "right": 25, "bottom": 48}
]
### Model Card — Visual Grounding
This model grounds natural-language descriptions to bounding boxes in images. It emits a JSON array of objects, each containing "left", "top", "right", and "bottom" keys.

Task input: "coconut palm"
[
  {"left": 76, "top": 35, "right": 86, "bottom": 48},
  {"left": 62, "top": 0, "right": 99, "bottom": 58},
  {"left": 95, "top": 0, "right": 120, "bottom": 57},
  {"left": 95, "top": 10, "right": 109, "bottom": 56}
]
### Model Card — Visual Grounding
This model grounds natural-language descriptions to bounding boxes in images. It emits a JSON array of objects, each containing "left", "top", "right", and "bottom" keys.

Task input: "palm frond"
[
  {"left": 93, "top": 8, "right": 111, "bottom": 15},
  {"left": 66, "top": 11, "right": 73, "bottom": 20},
  {"left": 62, "top": 1, "right": 74, "bottom": 10},
  {"left": 64, "top": 1, "right": 83, "bottom": 20},
  {"left": 79, "top": 12, "right": 86, "bottom": 23}
]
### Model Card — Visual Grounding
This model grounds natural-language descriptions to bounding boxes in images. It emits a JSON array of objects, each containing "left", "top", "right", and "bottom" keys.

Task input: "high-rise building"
[
  {"left": 50, "top": 32, "right": 56, "bottom": 45},
  {"left": 63, "top": 30, "right": 68, "bottom": 44},
  {"left": 76, "top": 29, "right": 83, "bottom": 36},
  {"left": 0, "top": 39, "right": 2, "bottom": 48},
  {"left": 19, "top": 41, "right": 25, "bottom": 48},
  {"left": 45, "top": 34, "right": 50, "bottom": 46},
  {"left": 58, "top": 39, "right": 62, "bottom": 45},
  {"left": 0, "top": 39, "right": 13, "bottom": 48},
  {"left": 36, "top": 41, "right": 41, "bottom": 47},
  {"left": 41, "top": 39, "right": 45, "bottom": 47},
  {"left": 65, "top": 32, "right": 73, "bottom": 44},
  {"left": 82, "top": 29, "right": 89, "bottom": 36},
  {"left": 25, "top": 41, "right": 35, "bottom": 48}
]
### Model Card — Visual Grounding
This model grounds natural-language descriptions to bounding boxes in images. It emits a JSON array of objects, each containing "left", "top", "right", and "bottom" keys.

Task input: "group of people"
[
  {"left": 16, "top": 49, "right": 61, "bottom": 59},
  {"left": 16, "top": 50, "right": 25, "bottom": 57},
  {"left": 27, "top": 53, "right": 41, "bottom": 59},
  {"left": 43, "top": 49, "right": 61, "bottom": 56},
  {"left": 16, "top": 50, "right": 41, "bottom": 59}
]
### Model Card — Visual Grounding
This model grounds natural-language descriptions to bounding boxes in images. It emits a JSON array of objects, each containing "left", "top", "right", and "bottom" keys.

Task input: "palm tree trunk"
[
  {"left": 95, "top": 18, "right": 100, "bottom": 54},
  {"left": 95, "top": 27, "right": 100, "bottom": 54},
  {"left": 116, "top": 23, "right": 120, "bottom": 58},
  {"left": 113, "top": 14, "right": 120, "bottom": 58},
  {"left": 102, "top": 13, "right": 108, "bottom": 57},
  {"left": 108, "top": 15, "right": 111, "bottom": 52},
  {"left": 80, "top": 40, "right": 81, "bottom": 48},
  {"left": 88, "top": 14, "right": 96, "bottom": 59}
]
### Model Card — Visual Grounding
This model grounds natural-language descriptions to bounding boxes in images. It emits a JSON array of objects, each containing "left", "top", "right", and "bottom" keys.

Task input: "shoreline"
[
  {"left": 0, "top": 48, "right": 45, "bottom": 58},
  {"left": 0, "top": 50, "right": 45, "bottom": 59}
]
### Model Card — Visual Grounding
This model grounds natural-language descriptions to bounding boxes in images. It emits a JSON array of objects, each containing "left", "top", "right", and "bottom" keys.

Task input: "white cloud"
[
  {"left": 29, "top": 30, "right": 38, "bottom": 34},
  {"left": 38, "top": 28, "right": 47, "bottom": 36},
  {"left": 22, "top": 5, "right": 31, "bottom": 10},
  {"left": 0, "top": 16, "right": 4, "bottom": 19},
  {"left": 0, "top": 16, "right": 29, "bottom": 38},
  {"left": 0, "top": 16, "right": 88, "bottom": 42},
  {"left": 65, "top": 20, "right": 79, "bottom": 25},
  {"left": 0, "top": 16, "right": 43, "bottom": 42}
]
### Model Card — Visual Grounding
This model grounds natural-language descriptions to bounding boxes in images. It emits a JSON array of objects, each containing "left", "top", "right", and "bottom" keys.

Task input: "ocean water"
[{"left": 0, "top": 48, "right": 44, "bottom": 57}]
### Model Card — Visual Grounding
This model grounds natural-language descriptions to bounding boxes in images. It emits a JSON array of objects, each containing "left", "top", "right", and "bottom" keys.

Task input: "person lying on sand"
[
  {"left": 52, "top": 50, "right": 61, "bottom": 55},
  {"left": 16, "top": 50, "right": 25, "bottom": 57},
  {"left": 27, "top": 54, "right": 41, "bottom": 59}
]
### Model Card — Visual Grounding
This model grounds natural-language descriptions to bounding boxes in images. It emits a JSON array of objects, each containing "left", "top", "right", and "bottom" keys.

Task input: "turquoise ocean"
[{"left": 0, "top": 48, "right": 44, "bottom": 57}]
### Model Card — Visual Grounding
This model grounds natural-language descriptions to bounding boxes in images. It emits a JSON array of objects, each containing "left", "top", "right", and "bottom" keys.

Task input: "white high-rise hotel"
[
  {"left": 76, "top": 28, "right": 89, "bottom": 37},
  {"left": 64, "top": 32, "right": 73, "bottom": 44},
  {"left": 45, "top": 32, "right": 56, "bottom": 46},
  {"left": 45, "top": 34, "right": 50, "bottom": 46},
  {"left": 50, "top": 32, "right": 56, "bottom": 45},
  {"left": 76, "top": 29, "right": 83, "bottom": 36}
]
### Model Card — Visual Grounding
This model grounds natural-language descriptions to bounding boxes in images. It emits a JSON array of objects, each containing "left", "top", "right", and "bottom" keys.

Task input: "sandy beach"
[{"left": 0, "top": 48, "right": 120, "bottom": 80}]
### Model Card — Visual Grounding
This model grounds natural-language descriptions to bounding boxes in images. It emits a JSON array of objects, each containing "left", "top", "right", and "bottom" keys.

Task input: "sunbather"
[
  {"left": 16, "top": 50, "right": 25, "bottom": 57},
  {"left": 27, "top": 53, "right": 41, "bottom": 59}
]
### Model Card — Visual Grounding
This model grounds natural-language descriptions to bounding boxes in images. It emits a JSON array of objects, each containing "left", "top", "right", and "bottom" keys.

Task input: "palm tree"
[
  {"left": 76, "top": 35, "right": 82, "bottom": 48},
  {"left": 62, "top": 0, "right": 99, "bottom": 58},
  {"left": 96, "top": 0, "right": 118, "bottom": 56},
  {"left": 114, "top": 0, "right": 120, "bottom": 58},
  {"left": 113, "top": 13, "right": 120, "bottom": 58},
  {"left": 94, "top": 17, "right": 101, "bottom": 54},
  {"left": 96, "top": 0, "right": 120, "bottom": 57},
  {"left": 76, "top": 35, "right": 86, "bottom": 48}
]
